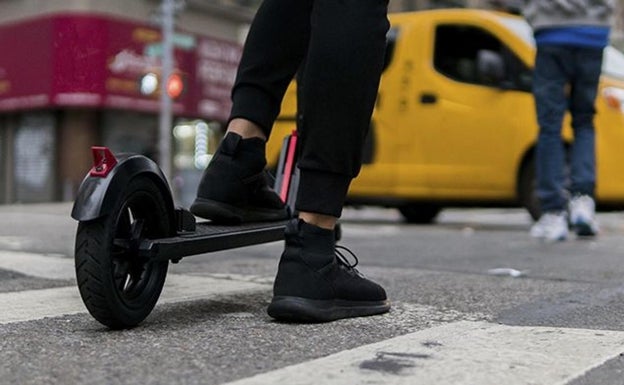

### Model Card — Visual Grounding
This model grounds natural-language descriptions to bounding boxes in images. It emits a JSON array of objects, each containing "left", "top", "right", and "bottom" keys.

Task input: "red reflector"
[
  {"left": 89, "top": 146, "right": 118, "bottom": 178},
  {"left": 279, "top": 130, "right": 298, "bottom": 202}
]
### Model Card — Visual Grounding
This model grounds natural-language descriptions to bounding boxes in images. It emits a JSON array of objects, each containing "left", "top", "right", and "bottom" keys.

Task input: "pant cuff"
[
  {"left": 229, "top": 85, "right": 279, "bottom": 137},
  {"left": 295, "top": 169, "right": 351, "bottom": 218}
]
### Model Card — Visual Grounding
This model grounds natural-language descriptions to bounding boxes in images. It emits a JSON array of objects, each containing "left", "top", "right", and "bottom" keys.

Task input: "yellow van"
[{"left": 267, "top": 9, "right": 624, "bottom": 223}]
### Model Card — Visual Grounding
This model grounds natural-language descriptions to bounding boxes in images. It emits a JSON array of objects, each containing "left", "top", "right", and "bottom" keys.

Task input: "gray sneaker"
[
  {"left": 569, "top": 195, "right": 599, "bottom": 236},
  {"left": 530, "top": 211, "right": 568, "bottom": 242}
]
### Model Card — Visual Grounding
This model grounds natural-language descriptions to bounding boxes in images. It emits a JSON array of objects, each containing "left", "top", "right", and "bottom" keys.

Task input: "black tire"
[
  {"left": 398, "top": 204, "right": 441, "bottom": 224},
  {"left": 518, "top": 156, "right": 541, "bottom": 221},
  {"left": 75, "top": 176, "right": 170, "bottom": 329}
]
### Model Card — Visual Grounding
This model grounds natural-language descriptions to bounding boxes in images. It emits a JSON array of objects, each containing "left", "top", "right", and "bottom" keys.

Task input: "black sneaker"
[
  {"left": 190, "top": 133, "right": 290, "bottom": 224},
  {"left": 267, "top": 219, "right": 390, "bottom": 322}
]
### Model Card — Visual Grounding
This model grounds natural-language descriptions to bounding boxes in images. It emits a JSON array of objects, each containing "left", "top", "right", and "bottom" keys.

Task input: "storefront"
[{"left": 0, "top": 13, "right": 241, "bottom": 205}]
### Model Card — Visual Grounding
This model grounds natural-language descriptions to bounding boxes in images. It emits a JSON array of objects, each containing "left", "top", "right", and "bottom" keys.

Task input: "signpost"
[{"left": 158, "top": 0, "right": 175, "bottom": 180}]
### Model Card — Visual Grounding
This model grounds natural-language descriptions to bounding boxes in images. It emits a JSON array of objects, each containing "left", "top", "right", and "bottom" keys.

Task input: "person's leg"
[
  {"left": 569, "top": 47, "right": 602, "bottom": 197},
  {"left": 530, "top": 45, "right": 571, "bottom": 241},
  {"left": 191, "top": 0, "right": 313, "bottom": 223},
  {"left": 228, "top": 0, "right": 313, "bottom": 138},
  {"left": 268, "top": 0, "right": 391, "bottom": 322},
  {"left": 295, "top": 0, "right": 390, "bottom": 221},
  {"left": 568, "top": 47, "right": 603, "bottom": 236},
  {"left": 533, "top": 45, "right": 571, "bottom": 213}
]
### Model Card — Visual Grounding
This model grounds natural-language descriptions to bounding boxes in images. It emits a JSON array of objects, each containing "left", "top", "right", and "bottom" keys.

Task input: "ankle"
[
  {"left": 227, "top": 118, "right": 267, "bottom": 141},
  {"left": 298, "top": 212, "right": 337, "bottom": 230}
]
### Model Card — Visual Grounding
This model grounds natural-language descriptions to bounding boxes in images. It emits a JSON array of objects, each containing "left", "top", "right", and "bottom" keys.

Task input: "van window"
[
  {"left": 383, "top": 27, "right": 399, "bottom": 72},
  {"left": 433, "top": 24, "right": 532, "bottom": 91}
]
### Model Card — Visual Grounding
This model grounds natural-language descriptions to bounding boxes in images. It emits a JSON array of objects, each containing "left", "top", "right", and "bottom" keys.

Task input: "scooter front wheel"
[{"left": 75, "top": 175, "right": 170, "bottom": 329}]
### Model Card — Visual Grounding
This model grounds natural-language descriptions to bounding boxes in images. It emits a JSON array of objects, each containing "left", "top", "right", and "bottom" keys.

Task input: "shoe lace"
[{"left": 335, "top": 245, "right": 359, "bottom": 269}]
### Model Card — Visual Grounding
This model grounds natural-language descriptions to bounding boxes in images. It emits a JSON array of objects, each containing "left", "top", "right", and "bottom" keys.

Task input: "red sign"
[{"left": 0, "top": 13, "right": 242, "bottom": 121}]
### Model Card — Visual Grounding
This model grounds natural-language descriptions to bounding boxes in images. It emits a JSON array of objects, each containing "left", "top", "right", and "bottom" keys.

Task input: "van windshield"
[{"left": 495, "top": 15, "right": 624, "bottom": 81}]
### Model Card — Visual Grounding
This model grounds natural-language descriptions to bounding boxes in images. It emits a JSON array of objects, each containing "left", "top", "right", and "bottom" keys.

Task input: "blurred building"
[
  {"left": 0, "top": 0, "right": 621, "bottom": 205},
  {"left": 0, "top": 0, "right": 255, "bottom": 205}
]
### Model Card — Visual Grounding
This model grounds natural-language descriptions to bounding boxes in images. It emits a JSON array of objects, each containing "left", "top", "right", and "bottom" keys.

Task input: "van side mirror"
[{"left": 477, "top": 49, "right": 506, "bottom": 87}]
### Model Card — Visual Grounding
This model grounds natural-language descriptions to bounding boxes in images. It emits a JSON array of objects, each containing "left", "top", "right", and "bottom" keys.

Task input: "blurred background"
[{"left": 0, "top": 0, "right": 621, "bottom": 207}]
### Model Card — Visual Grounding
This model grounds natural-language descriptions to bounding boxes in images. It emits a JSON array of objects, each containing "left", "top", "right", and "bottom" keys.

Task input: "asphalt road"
[{"left": 2, "top": 203, "right": 624, "bottom": 384}]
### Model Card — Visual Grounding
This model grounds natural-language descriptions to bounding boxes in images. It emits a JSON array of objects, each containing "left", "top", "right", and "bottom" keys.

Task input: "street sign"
[{"left": 144, "top": 33, "right": 197, "bottom": 57}]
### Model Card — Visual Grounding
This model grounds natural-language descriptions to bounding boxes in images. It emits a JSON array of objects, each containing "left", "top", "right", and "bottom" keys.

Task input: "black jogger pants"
[{"left": 229, "top": 0, "right": 389, "bottom": 217}]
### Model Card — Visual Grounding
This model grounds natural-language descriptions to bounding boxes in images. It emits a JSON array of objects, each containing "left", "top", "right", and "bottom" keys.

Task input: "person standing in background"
[{"left": 524, "top": 0, "right": 615, "bottom": 242}]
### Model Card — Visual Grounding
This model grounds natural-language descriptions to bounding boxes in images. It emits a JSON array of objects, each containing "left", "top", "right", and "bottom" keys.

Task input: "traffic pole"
[{"left": 158, "top": 0, "right": 174, "bottom": 180}]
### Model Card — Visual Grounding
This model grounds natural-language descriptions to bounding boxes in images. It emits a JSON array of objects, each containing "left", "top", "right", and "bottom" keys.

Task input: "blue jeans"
[{"left": 533, "top": 45, "right": 603, "bottom": 212}]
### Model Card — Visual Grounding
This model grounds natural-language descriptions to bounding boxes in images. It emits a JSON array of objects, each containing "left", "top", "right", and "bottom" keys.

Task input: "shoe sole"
[
  {"left": 530, "top": 231, "right": 568, "bottom": 242},
  {"left": 573, "top": 222, "right": 598, "bottom": 237},
  {"left": 531, "top": 233, "right": 568, "bottom": 242},
  {"left": 190, "top": 198, "right": 290, "bottom": 224},
  {"left": 267, "top": 296, "right": 391, "bottom": 323}
]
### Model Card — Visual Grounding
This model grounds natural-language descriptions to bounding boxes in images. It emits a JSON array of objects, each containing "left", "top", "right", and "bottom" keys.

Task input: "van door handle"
[{"left": 420, "top": 93, "right": 437, "bottom": 104}]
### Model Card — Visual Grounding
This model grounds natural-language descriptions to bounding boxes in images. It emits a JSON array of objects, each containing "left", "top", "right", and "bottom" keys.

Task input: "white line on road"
[
  {"left": 4, "top": 249, "right": 624, "bottom": 384},
  {"left": 0, "top": 250, "right": 75, "bottom": 280},
  {"left": 0, "top": 250, "right": 275, "bottom": 325},
  {"left": 0, "top": 274, "right": 270, "bottom": 325},
  {"left": 224, "top": 320, "right": 624, "bottom": 385}
]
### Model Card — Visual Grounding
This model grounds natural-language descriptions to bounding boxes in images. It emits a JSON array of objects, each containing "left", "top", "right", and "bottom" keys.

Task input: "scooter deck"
[{"left": 139, "top": 220, "right": 289, "bottom": 261}]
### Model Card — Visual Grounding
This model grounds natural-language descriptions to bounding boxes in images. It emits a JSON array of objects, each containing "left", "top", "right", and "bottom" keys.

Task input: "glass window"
[
  {"left": 13, "top": 112, "right": 57, "bottom": 203},
  {"left": 383, "top": 27, "right": 400, "bottom": 72},
  {"left": 433, "top": 24, "right": 532, "bottom": 91},
  {"left": 101, "top": 110, "right": 158, "bottom": 160}
]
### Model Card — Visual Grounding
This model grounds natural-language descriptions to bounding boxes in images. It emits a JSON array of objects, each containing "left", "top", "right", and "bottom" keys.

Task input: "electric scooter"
[{"left": 71, "top": 132, "right": 301, "bottom": 329}]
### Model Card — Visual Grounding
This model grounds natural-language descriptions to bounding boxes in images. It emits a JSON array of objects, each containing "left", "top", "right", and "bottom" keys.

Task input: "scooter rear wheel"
[{"left": 75, "top": 175, "right": 170, "bottom": 329}]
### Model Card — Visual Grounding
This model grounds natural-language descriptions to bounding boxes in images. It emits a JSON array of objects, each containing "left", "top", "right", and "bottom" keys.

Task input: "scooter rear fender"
[{"left": 71, "top": 153, "right": 175, "bottom": 226}]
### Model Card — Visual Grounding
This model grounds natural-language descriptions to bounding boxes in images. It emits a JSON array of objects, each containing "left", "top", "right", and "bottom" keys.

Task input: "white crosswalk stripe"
[
  {"left": 2, "top": 250, "right": 624, "bottom": 384},
  {"left": 0, "top": 250, "right": 271, "bottom": 324},
  {"left": 223, "top": 320, "right": 624, "bottom": 385},
  {"left": 0, "top": 274, "right": 269, "bottom": 325},
  {"left": 0, "top": 250, "right": 75, "bottom": 280}
]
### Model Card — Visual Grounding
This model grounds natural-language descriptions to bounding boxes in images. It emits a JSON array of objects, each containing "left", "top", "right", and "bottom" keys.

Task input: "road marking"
[
  {"left": 0, "top": 250, "right": 274, "bottom": 325},
  {"left": 0, "top": 274, "right": 269, "bottom": 325},
  {"left": 0, "top": 250, "right": 74, "bottom": 280},
  {"left": 3, "top": 249, "right": 623, "bottom": 384},
  {"left": 224, "top": 320, "right": 624, "bottom": 385},
  {"left": 342, "top": 225, "right": 401, "bottom": 238},
  {"left": 0, "top": 236, "right": 28, "bottom": 250}
]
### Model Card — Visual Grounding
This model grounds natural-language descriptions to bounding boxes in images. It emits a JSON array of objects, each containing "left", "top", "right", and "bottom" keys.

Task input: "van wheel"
[
  {"left": 518, "top": 156, "right": 541, "bottom": 221},
  {"left": 398, "top": 204, "right": 441, "bottom": 224}
]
